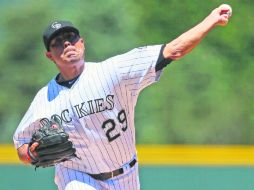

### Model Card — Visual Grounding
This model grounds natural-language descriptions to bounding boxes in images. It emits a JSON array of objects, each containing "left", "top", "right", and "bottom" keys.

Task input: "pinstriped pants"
[{"left": 54, "top": 164, "right": 140, "bottom": 190}]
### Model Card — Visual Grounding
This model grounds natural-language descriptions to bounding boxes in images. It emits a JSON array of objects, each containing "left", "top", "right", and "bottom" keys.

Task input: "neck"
[{"left": 58, "top": 60, "right": 85, "bottom": 82}]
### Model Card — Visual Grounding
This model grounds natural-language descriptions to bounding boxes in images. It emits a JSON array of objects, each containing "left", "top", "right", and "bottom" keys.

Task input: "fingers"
[
  {"left": 29, "top": 142, "right": 39, "bottom": 157},
  {"left": 30, "top": 142, "right": 39, "bottom": 151}
]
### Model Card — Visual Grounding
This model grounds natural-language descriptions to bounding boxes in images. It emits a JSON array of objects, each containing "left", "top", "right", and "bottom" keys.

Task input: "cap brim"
[{"left": 46, "top": 26, "right": 79, "bottom": 51}]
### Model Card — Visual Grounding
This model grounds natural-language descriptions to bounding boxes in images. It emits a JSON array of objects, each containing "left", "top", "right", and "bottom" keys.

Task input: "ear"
[
  {"left": 45, "top": 51, "right": 55, "bottom": 62},
  {"left": 79, "top": 37, "right": 84, "bottom": 44},
  {"left": 80, "top": 37, "right": 85, "bottom": 50}
]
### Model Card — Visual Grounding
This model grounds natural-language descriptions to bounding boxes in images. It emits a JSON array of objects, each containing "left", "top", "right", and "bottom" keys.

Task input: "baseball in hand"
[{"left": 219, "top": 4, "right": 232, "bottom": 17}]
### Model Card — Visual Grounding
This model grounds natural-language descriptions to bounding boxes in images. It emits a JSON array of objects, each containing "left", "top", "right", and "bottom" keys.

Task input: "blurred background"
[{"left": 0, "top": 0, "right": 254, "bottom": 189}]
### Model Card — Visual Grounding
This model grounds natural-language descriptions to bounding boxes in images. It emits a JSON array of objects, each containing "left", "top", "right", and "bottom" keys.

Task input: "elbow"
[
  {"left": 163, "top": 42, "right": 186, "bottom": 60},
  {"left": 163, "top": 49, "right": 185, "bottom": 60},
  {"left": 169, "top": 51, "right": 185, "bottom": 60}
]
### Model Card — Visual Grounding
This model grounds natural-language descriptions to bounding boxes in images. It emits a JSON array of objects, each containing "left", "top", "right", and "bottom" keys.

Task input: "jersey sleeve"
[
  {"left": 112, "top": 45, "right": 171, "bottom": 99},
  {"left": 13, "top": 92, "right": 44, "bottom": 149}
]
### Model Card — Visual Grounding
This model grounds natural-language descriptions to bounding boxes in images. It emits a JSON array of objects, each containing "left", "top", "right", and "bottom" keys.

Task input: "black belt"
[{"left": 88, "top": 158, "right": 137, "bottom": 181}]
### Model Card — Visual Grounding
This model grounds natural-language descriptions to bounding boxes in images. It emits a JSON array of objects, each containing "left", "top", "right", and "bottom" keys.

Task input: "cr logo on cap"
[{"left": 51, "top": 22, "right": 62, "bottom": 29}]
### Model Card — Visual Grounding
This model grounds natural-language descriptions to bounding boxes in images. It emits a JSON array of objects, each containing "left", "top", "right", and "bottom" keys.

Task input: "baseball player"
[{"left": 13, "top": 4, "right": 232, "bottom": 190}]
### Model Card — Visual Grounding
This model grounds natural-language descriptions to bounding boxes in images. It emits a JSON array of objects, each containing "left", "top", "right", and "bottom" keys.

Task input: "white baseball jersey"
[{"left": 13, "top": 45, "right": 170, "bottom": 176}]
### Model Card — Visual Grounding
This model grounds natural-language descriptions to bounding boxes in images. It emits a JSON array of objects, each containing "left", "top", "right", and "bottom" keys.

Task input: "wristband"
[
  {"left": 27, "top": 147, "right": 38, "bottom": 162},
  {"left": 25, "top": 148, "right": 31, "bottom": 163}
]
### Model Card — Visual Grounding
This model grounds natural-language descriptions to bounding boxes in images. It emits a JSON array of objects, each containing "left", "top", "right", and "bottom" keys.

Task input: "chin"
[
  {"left": 66, "top": 58, "right": 84, "bottom": 66},
  {"left": 65, "top": 56, "right": 82, "bottom": 63}
]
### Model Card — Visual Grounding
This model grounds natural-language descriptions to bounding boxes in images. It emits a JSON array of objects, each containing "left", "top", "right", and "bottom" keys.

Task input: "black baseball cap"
[{"left": 43, "top": 20, "right": 79, "bottom": 51}]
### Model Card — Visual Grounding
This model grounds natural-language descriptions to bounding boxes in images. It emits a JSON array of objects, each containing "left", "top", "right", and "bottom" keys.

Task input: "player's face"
[{"left": 47, "top": 31, "right": 85, "bottom": 65}]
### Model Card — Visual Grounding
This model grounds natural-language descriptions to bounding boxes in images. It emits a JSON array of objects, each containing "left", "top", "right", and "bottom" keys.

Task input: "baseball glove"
[{"left": 28, "top": 117, "right": 78, "bottom": 168}]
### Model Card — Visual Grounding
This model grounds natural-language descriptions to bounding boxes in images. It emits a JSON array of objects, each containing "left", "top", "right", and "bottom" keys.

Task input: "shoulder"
[
  {"left": 82, "top": 61, "right": 100, "bottom": 73},
  {"left": 32, "top": 78, "right": 58, "bottom": 102},
  {"left": 110, "top": 44, "right": 163, "bottom": 61},
  {"left": 26, "top": 84, "right": 48, "bottom": 109},
  {"left": 34, "top": 84, "right": 49, "bottom": 100},
  {"left": 84, "top": 60, "right": 113, "bottom": 70}
]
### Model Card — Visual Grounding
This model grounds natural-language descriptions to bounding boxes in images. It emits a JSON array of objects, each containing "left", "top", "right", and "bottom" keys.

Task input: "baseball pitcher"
[{"left": 13, "top": 4, "right": 232, "bottom": 190}]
